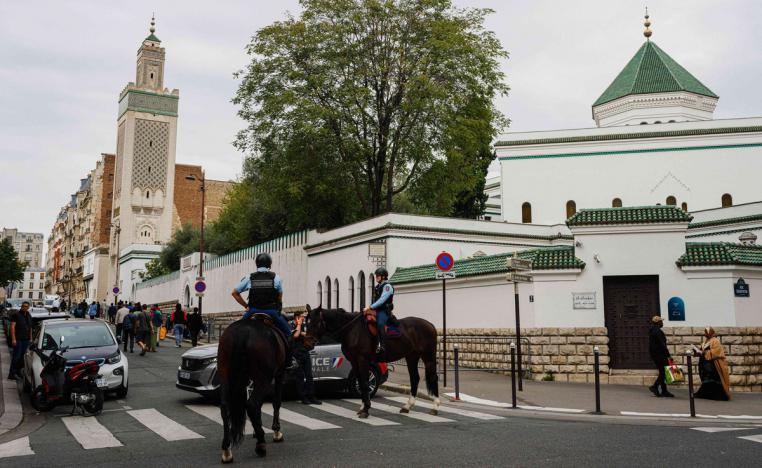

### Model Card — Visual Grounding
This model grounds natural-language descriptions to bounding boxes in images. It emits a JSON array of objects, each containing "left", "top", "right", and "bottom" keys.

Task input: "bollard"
[
  {"left": 453, "top": 344, "right": 460, "bottom": 401},
  {"left": 206, "top": 320, "right": 212, "bottom": 343},
  {"left": 593, "top": 346, "right": 602, "bottom": 414},
  {"left": 686, "top": 350, "right": 696, "bottom": 417},
  {"left": 510, "top": 342, "right": 517, "bottom": 409}
]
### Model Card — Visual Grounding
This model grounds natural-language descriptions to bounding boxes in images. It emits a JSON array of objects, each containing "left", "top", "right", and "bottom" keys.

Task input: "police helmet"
[
  {"left": 374, "top": 267, "right": 389, "bottom": 279},
  {"left": 256, "top": 252, "right": 273, "bottom": 268}
]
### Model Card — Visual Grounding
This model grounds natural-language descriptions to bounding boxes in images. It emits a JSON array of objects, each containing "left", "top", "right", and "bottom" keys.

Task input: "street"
[{"left": 2, "top": 343, "right": 761, "bottom": 467}]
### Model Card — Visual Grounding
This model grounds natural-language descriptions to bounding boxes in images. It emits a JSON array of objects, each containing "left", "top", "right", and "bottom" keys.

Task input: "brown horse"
[
  {"left": 305, "top": 305, "right": 440, "bottom": 418},
  {"left": 217, "top": 317, "right": 287, "bottom": 463}
]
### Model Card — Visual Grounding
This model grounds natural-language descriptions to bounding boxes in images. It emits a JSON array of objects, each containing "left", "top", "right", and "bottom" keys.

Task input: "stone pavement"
[
  {"left": 383, "top": 363, "right": 762, "bottom": 419},
  {"left": 0, "top": 331, "right": 23, "bottom": 436}
]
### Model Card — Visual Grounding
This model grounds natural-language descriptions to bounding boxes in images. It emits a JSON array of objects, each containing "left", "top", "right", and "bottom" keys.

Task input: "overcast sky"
[{"left": 1, "top": 0, "right": 761, "bottom": 240}]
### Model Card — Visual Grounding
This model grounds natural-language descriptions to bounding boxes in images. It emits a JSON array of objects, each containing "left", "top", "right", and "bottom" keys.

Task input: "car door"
[
  {"left": 24, "top": 325, "right": 44, "bottom": 388},
  {"left": 311, "top": 335, "right": 351, "bottom": 381}
]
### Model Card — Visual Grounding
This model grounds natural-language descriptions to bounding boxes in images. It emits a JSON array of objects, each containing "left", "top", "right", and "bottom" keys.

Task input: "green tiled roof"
[
  {"left": 688, "top": 214, "right": 762, "bottom": 230},
  {"left": 390, "top": 246, "right": 584, "bottom": 285},
  {"left": 593, "top": 41, "right": 717, "bottom": 107},
  {"left": 676, "top": 242, "right": 762, "bottom": 267},
  {"left": 567, "top": 206, "right": 692, "bottom": 227},
  {"left": 145, "top": 33, "right": 161, "bottom": 42}
]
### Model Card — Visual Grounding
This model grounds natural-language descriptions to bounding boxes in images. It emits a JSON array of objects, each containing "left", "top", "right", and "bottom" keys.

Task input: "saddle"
[
  {"left": 251, "top": 313, "right": 288, "bottom": 345},
  {"left": 363, "top": 310, "right": 402, "bottom": 338}
]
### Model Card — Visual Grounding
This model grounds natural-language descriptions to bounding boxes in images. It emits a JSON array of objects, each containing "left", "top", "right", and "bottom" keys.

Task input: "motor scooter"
[{"left": 29, "top": 336, "right": 105, "bottom": 415}]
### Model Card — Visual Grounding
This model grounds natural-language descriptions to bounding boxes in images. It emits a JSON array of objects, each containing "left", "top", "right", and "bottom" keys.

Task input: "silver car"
[{"left": 176, "top": 335, "right": 388, "bottom": 399}]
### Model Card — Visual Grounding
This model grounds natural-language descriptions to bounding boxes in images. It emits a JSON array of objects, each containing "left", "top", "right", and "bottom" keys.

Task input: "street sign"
[
  {"left": 194, "top": 279, "right": 207, "bottom": 295},
  {"left": 435, "top": 271, "right": 456, "bottom": 280},
  {"left": 506, "top": 272, "right": 532, "bottom": 283},
  {"left": 507, "top": 257, "right": 533, "bottom": 270},
  {"left": 734, "top": 278, "right": 750, "bottom": 297},
  {"left": 112, "top": 287, "right": 120, "bottom": 295},
  {"left": 436, "top": 252, "right": 455, "bottom": 272}
]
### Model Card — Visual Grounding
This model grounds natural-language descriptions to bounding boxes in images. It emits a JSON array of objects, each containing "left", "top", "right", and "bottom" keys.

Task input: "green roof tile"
[
  {"left": 145, "top": 33, "right": 161, "bottom": 42},
  {"left": 593, "top": 41, "right": 717, "bottom": 107},
  {"left": 566, "top": 206, "right": 692, "bottom": 227},
  {"left": 390, "top": 246, "right": 584, "bottom": 285},
  {"left": 676, "top": 242, "right": 762, "bottom": 267},
  {"left": 688, "top": 214, "right": 762, "bottom": 230}
]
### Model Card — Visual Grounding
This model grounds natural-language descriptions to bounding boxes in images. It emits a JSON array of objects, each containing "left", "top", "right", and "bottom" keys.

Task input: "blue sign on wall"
[
  {"left": 734, "top": 278, "right": 750, "bottom": 297},
  {"left": 667, "top": 297, "right": 685, "bottom": 321}
]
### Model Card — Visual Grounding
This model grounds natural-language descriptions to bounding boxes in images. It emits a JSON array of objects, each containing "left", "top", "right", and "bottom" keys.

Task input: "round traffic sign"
[
  {"left": 435, "top": 252, "right": 455, "bottom": 272},
  {"left": 194, "top": 280, "right": 207, "bottom": 294},
  {"left": 112, "top": 287, "right": 120, "bottom": 295}
]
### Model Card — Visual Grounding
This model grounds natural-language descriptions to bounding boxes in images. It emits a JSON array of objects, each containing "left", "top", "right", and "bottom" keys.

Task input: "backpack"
[{"left": 123, "top": 313, "right": 134, "bottom": 331}]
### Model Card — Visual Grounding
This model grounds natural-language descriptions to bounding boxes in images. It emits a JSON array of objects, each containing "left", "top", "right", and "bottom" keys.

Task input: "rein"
[{"left": 320, "top": 311, "right": 362, "bottom": 341}]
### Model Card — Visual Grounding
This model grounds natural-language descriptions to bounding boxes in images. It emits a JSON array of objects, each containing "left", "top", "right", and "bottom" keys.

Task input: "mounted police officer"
[
  {"left": 232, "top": 252, "right": 295, "bottom": 367},
  {"left": 364, "top": 266, "right": 394, "bottom": 354}
]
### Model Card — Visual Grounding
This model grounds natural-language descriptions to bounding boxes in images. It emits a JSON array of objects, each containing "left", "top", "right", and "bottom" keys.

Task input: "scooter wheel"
[
  {"left": 84, "top": 388, "right": 104, "bottom": 415},
  {"left": 31, "top": 386, "right": 54, "bottom": 412}
]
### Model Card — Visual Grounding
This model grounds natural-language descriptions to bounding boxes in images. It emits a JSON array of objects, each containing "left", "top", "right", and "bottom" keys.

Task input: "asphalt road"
[{"left": 2, "top": 343, "right": 761, "bottom": 467}]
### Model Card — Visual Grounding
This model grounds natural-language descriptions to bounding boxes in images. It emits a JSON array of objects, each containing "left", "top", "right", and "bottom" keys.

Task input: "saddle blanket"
[{"left": 363, "top": 310, "right": 401, "bottom": 338}]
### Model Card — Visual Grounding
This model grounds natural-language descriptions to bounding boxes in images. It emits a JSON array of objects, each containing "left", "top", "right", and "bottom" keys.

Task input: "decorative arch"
[
  {"left": 521, "top": 202, "right": 532, "bottom": 223},
  {"left": 316, "top": 281, "right": 323, "bottom": 306},
  {"left": 681, "top": 202, "right": 688, "bottom": 212},
  {"left": 666, "top": 195, "right": 677, "bottom": 206},
  {"left": 325, "top": 276, "right": 332, "bottom": 308},
  {"left": 348, "top": 276, "right": 355, "bottom": 312},
  {"left": 612, "top": 198, "right": 623, "bottom": 208},
  {"left": 358, "top": 272, "right": 366, "bottom": 310},
  {"left": 722, "top": 193, "right": 733, "bottom": 208},
  {"left": 334, "top": 278, "right": 340, "bottom": 308},
  {"left": 565, "top": 200, "right": 576, "bottom": 218}
]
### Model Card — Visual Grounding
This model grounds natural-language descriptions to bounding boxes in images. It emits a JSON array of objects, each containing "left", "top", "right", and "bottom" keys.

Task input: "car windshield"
[{"left": 41, "top": 323, "right": 115, "bottom": 350}]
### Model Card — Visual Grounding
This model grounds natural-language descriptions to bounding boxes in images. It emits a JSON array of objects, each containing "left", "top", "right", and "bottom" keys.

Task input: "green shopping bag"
[{"left": 664, "top": 365, "right": 685, "bottom": 384}]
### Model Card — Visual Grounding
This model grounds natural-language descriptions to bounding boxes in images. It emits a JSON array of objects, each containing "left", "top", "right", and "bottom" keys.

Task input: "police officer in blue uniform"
[{"left": 364, "top": 267, "right": 394, "bottom": 354}]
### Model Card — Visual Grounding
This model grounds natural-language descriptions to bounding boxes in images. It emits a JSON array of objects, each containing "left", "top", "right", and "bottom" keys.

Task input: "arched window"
[
  {"left": 334, "top": 278, "right": 340, "bottom": 308},
  {"left": 358, "top": 272, "right": 366, "bottom": 310},
  {"left": 316, "top": 281, "right": 322, "bottom": 306},
  {"left": 722, "top": 193, "right": 732, "bottom": 208},
  {"left": 565, "top": 200, "right": 576, "bottom": 218},
  {"left": 521, "top": 202, "right": 532, "bottom": 223},
  {"left": 325, "top": 276, "right": 332, "bottom": 308},
  {"left": 348, "top": 276, "right": 355, "bottom": 312},
  {"left": 369, "top": 273, "right": 375, "bottom": 306},
  {"left": 146, "top": 190, "right": 150, "bottom": 199},
  {"left": 681, "top": 202, "right": 688, "bottom": 211},
  {"left": 666, "top": 195, "right": 677, "bottom": 206},
  {"left": 612, "top": 198, "right": 622, "bottom": 208}
]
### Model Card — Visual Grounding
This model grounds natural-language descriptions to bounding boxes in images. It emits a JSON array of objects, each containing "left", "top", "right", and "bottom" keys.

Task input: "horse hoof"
[
  {"left": 399, "top": 407, "right": 409, "bottom": 414},
  {"left": 255, "top": 444, "right": 267, "bottom": 457},
  {"left": 358, "top": 411, "right": 369, "bottom": 419},
  {"left": 273, "top": 431, "right": 284, "bottom": 443},
  {"left": 429, "top": 409, "right": 438, "bottom": 416},
  {"left": 221, "top": 449, "right": 234, "bottom": 464}
]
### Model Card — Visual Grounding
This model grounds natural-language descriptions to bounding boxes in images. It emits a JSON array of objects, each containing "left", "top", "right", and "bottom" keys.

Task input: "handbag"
[
  {"left": 664, "top": 365, "right": 685, "bottom": 384},
  {"left": 159, "top": 326, "right": 167, "bottom": 340}
]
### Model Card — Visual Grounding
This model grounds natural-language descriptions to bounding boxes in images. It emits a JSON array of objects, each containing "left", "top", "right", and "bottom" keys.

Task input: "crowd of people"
[{"left": 111, "top": 301, "right": 206, "bottom": 354}]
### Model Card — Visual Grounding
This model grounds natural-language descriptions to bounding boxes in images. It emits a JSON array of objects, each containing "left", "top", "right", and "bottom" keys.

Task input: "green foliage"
[
  {"left": 229, "top": 0, "right": 508, "bottom": 237},
  {"left": 159, "top": 223, "right": 200, "bottom": 271},
  {"left": 140, "top": 257, "right": 171, "bottom": 281},
  {"left": 0, "top": 237, "right": 25, "bottom": 288}
]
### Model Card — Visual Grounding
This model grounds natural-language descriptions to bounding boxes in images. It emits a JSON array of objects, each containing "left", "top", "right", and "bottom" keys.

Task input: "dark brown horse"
[
  {"left": 217, "top": 317, "right": 287, "bottom": 463},
  {"left": 305, "top": 305, "right": 440, "bottom": 417}
]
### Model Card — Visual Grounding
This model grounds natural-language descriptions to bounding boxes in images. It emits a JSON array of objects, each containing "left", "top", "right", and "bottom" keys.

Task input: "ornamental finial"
[
  {"left": 643, "top": 7, "right": 653, "bottom": 40},
  {"left": 149, "top": 13, "right": 156, "bottom": 34}
]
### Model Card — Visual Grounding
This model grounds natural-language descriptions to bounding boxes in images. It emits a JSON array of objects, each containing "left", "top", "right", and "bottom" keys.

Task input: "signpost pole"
[
  {"left": 442, "top": 277, "right": 447, "bottom": 388},
  {"left": 514, "top": 281, "right": 523, "bottom": 391}
]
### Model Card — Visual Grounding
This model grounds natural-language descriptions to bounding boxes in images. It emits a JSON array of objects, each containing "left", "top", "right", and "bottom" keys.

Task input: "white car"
[{"left": 23, "top": 319, "right": 129, "bottom": 398}]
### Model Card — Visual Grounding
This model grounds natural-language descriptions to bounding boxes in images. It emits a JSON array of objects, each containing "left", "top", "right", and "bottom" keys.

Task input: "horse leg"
[
  {"left": 271, "top": 371, "right": 285, "bottom": 443},
  {"left": 220, "top": 382, "right": 234, "bottom": 464},
  {"left": 356, "top": 358, "right": 372, "bottom": 418},
  {"left": 423, "top": 352, "right": 441, "bottom": 415},
  {"left": 400, "top": 355, "right": 421, "bottom": 413},
  {"left": 246, "top": 388, "right": 267, "bottom": 457}
]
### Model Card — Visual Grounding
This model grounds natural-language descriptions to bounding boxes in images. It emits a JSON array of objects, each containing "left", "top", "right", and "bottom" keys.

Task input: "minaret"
[{"left": 109, "top": 16, "right": 180, "bottom": 301}]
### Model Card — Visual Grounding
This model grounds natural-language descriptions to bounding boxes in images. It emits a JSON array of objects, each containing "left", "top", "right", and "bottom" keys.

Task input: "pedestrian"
[
  {"left": 115, "top": 300, "right": 129, "bottom": 342},
  {"left": 187, "top": 307, "right": 203, "bottom": 347},
  {"left": 108, "top": 302, "right": 117, "bottom": 324},
  {"left": 135, "top": 303, "right": 152, "bottom": 356},
  {"left": 648, "top": 315, "right": 674, "bottom": 398},
  {"left": 60, "top": 299, "right": 67, "bottom": 312},
  {"left": 693, "top": 327, "right": 732, "bottom": 401},
  {"left": 150, "top": 304, "right": 162, "bottom": 351},
  {"left": 7, "top": 301, "right": 32, "bottom": 380},
  {"left": 88, "top": 301, "right": 98, "bottom": 320},
  {"left": 171, "top": 303, "right": 187, "bottom": 348},
  {"left": 78, "top": 299, "right": 88, "bottom": 318},
  {"left": 291, "top": 310, "right": 321, "bottom": 405},
  {"left": 123, "top": 306, "right": 137, "bottom": 353}
]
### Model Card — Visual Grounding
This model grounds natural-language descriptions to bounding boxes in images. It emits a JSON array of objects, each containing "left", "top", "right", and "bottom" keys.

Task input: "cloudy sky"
[{"left": 1, "top": 0, "right": 761, "bottom": 239}]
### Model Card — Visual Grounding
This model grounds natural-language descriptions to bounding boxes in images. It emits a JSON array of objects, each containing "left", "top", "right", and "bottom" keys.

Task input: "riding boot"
[{"left": 376, "top": 333, "right": 386, "bottom": 356}]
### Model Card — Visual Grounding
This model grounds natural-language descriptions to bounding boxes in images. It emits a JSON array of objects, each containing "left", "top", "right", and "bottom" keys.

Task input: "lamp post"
[
  {"left": 110, "top": 222, "right": 121, "bottom": 304},
  {"left": 197, "top": 171, "right": 206, "bottom": 315}
]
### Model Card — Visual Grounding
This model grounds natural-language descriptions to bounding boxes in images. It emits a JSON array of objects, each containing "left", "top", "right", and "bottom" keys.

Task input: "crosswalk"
[
  {"left": 0, "top": 397, "right": 505, "bottom": 459},
  {"left": 691, "top": 425, "right": 762, "bottom": 445}
]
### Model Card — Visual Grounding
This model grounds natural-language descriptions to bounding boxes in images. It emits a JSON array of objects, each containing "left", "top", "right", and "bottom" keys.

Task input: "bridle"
[{"left": 316, "top": 309, "right": 362, "bottom": 341}]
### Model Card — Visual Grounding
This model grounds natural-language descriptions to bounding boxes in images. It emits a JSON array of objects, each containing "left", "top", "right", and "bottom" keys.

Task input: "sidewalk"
[
  {"left": 384, "top": 364, "right": 762, "bottom": 419},
  {"left": 0, "top": 332, "right": 23, "bottom": 436}
]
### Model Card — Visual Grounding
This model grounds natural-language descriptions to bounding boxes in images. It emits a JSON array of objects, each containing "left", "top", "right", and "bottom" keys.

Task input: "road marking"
[
  {"left": 386, "top": 396, "right": 504, "bottom": 420},
  {"left": 310, "top": 402, "right": 399, "bottom": 426},
  {"left": 621, "top": 411, "right": 694, "bottom": 418},
  {"left": 0, "top": 437, "right": 34, "bottom": 459},
  {"left": 185, "top": 404, "right": 272, "bottom": 435},
  {"left": 718, "top": 415, "right": 762, "bottom": 420},
  {"left": 344, "top": 399, "right": 454, "bottom": 423},
  {"left": 738, "top": 434, "right": 762, "bottom": 444},
  {"left": 262, "top": 404, "right": 341, "bottom": 430},
  {"left": 444, "top": 392, "right": 585, "bottom": 414},
  {"left": 691, "top": 427, "right": 755, "bottom": 433},
  {"left": 128, "top": 409, "right": 204, "bottom": 441},
  {"left": 62, "top": 416, "right": 123, "bottom": 449}
]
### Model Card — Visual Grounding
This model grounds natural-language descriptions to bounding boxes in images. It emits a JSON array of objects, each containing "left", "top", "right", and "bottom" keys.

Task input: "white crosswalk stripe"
[
  {"left": 0, "top": 436, "right": 35, "bottom": 459},
  {"left": 343, "top": 399, "right": 454, "bottom": 423},
  {"left": 128, "top": 408, "right": 204, "bottom": 441},
  {"left": 690, "top": 427, "right": 754, "bottom": 433},
  {"left": 62, "top": 416, "right": 123, "bottom": 449},
  {"left": 385, "top": 396, "right": 505, "bottom": 420},
  {"left": 262, "top": 404, "right": 341, "bottom": 430},
  {"left": 738, "top": 434, "right": 762, "bottom": 444},
  {"left": 185, "top": 404, "right": 273, "bottom": 435},
  {"left": 311, "top": 402, "right": 399, "bottom": 426}
]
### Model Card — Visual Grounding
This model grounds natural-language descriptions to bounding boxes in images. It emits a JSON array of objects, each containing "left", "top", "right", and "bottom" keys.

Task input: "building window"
[
  {"left": 722, "top": 193, "right": 732, "bottom": 208},
  {"left": 348, "top": 277, "right": 355, "bottom": 312},
  {"left": 316, "top": 281, "right": 322, "bottom": 306},
  {"left": 334, "top": 278, "right": 340, "bottom": 309},
  {"left": 521, "top": 202, "right": 532, "bottom": 223},
  {"left": 40, "top": 272, "right": 44, "bottom": 279},
  {"left": 666, "top": 195, "right": 677, "bottom": 206},
  {"left": 681, "top": 202, "right": 688, "bottom": 211},
  {"left": 38, "top": 292, "right": 43, "bottom": 299},
  {"left": 358, "top": 272, "right": 366, "bottom": 310},
  {"left": 369, "top": 273, "right": 375, "bottom": 305},
  {"left": 566, "top": 200, "right": 576, "bottom": 218},
  {"left": 30, "top": 273, "right": 35, "bottom": 279},
  {"left": 612, "top": 198, "right": 622, "bottom": 208},
  {"left": 146, "top": 191, "right": 150, "bottom": 199},
  {"left": 29, "top": 282, "right": 34, "bottom": 289},
  {"left": 28, "top": 292, "right": 33, "bottom": 299},
  {"left": 325, "top": 276, "right": 332, "bottom": 308}
]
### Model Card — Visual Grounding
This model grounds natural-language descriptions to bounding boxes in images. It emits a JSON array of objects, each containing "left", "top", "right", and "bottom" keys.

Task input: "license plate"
[
  {"left": 179, "top": 371, "right": 191, "bottom": 379},
  {"left": 95, "top": 378, "right": 108, "bottom": 388}
]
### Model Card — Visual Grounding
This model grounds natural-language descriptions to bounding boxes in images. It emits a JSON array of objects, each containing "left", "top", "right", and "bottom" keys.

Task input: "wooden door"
[{"left": 603, "top": 275, "right": 660, "bottom": 369}]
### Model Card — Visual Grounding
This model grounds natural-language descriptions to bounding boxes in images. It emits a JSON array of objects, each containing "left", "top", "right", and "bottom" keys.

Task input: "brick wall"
[
  {"left": 97, "top": 154, "right": 115, "bottom": 246},
  {"left": 172, "top": 164, "right": 203, "bottom": 231}
]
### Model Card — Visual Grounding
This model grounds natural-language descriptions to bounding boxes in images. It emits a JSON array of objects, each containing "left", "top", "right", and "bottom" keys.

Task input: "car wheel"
[
  {"left": 350, "top": 366, "right": 382, "bottom": 398},
  {"left": 116, "top": 384, "right": 128, "bottom": 398}
]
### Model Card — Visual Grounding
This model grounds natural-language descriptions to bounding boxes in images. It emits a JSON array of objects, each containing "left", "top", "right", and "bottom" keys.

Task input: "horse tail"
[{"left": 219, "top": 324, "right": 249, "bottom": 446}]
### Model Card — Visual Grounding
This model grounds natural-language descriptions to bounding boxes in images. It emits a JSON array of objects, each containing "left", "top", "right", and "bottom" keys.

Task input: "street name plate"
[
  {"left": 435, "top": 271, "right": 456, "bottom": 280},
  {"left": 506, "top": 272, "right": 532, "bottom": 283},
  {"left": 507, "top": 258, "right": 533, "bottom": 270}
]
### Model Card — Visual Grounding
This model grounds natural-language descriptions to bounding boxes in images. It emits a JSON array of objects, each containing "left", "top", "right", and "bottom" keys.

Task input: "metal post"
[
  {"left": 442, "top": 278, "right": 447, "bottom": 388},
  {"left": 686, "top": 351, "right": 696, "bottom": 417},
  {"left": 206, "top": 319, "right": 212, "bottom": 343},
  {"left": 514, "top": 282, "right": 523, "bottom": 391},
  {"left": 453, "top": 344, "right": 460, "bottom": 400},
  {"left": 593, "top": 346, "right": 602, "bottom": 414},
  {"left": 198, "top": 171, "right": 206, "bottom": 317},
  {"left": 510, "top": 342, "right": 517, "bottom": 408}
]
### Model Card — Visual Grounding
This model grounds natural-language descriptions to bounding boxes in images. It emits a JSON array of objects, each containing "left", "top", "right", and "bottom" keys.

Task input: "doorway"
[{"left": 603, "top": 275, "right": 660, "bottom": 369}]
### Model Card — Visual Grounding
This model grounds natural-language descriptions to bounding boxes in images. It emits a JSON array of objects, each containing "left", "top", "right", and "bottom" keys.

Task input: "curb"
[
  {"left": 380, "top": 382, "right": 436, "bottom": 402},
  {"left": 0, "top": 333, "right": 23, "bottom": 436}
]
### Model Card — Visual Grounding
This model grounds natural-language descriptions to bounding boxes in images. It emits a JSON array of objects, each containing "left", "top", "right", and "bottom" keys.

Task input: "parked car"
[
  {"left": 176, "top": 335, "right": 388, "bottom": 399},
  {"left": 23, "top": 319, "right": 129, "bottom": 398}
]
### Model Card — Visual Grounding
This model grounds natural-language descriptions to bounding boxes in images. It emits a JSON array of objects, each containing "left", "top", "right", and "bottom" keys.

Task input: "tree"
[
  {"left": 0, "top": 237, "right": 25, "bottom": 289},
  {"left": 140, "top": 258, "right": 171, "bottom": 281},
  {"left": 234, "top": 0, "right": 508, "bottom": 220},
  {"left": 159, "top": 224, "right": 200, "bottom": 271}
]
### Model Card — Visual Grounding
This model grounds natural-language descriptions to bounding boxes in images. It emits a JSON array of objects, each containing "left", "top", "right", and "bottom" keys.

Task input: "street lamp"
[
  {"left": 198, "top": 171, "right": 206, "bottom": 316},
  {"left": 110, "top": 221, "right": 121, "bottom": 304}
]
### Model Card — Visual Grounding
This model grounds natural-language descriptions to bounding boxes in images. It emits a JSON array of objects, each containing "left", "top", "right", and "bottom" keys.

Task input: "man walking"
[
  {"left": 108, "top": 302, "right": 117, "bottom": 324},
  {"left": 291, "top": 310, "right": 321, "bottom": 405},
  {"left": 115, "top": 301, "right": 129, "bottom": 343},
  {"left": 648, "top": 315, "right": 674, "bottom": 398},
  {"left": 88, "top": 301, "right": 98, "bottom": 320},
  {"left": 135, "top": 304, "right": 152, "bottom": 356},
  {"left": 7, "top": 301, "right": 32, "bottom": 380},
  {"left": 171, "top": 303, "right": 187, "bottom": 348},
  {"left": 122, "top": 307, "right": 137, "bottom": 353},
  {"left": 150, "top": 304, "right": 162, "bottom": 351}
]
